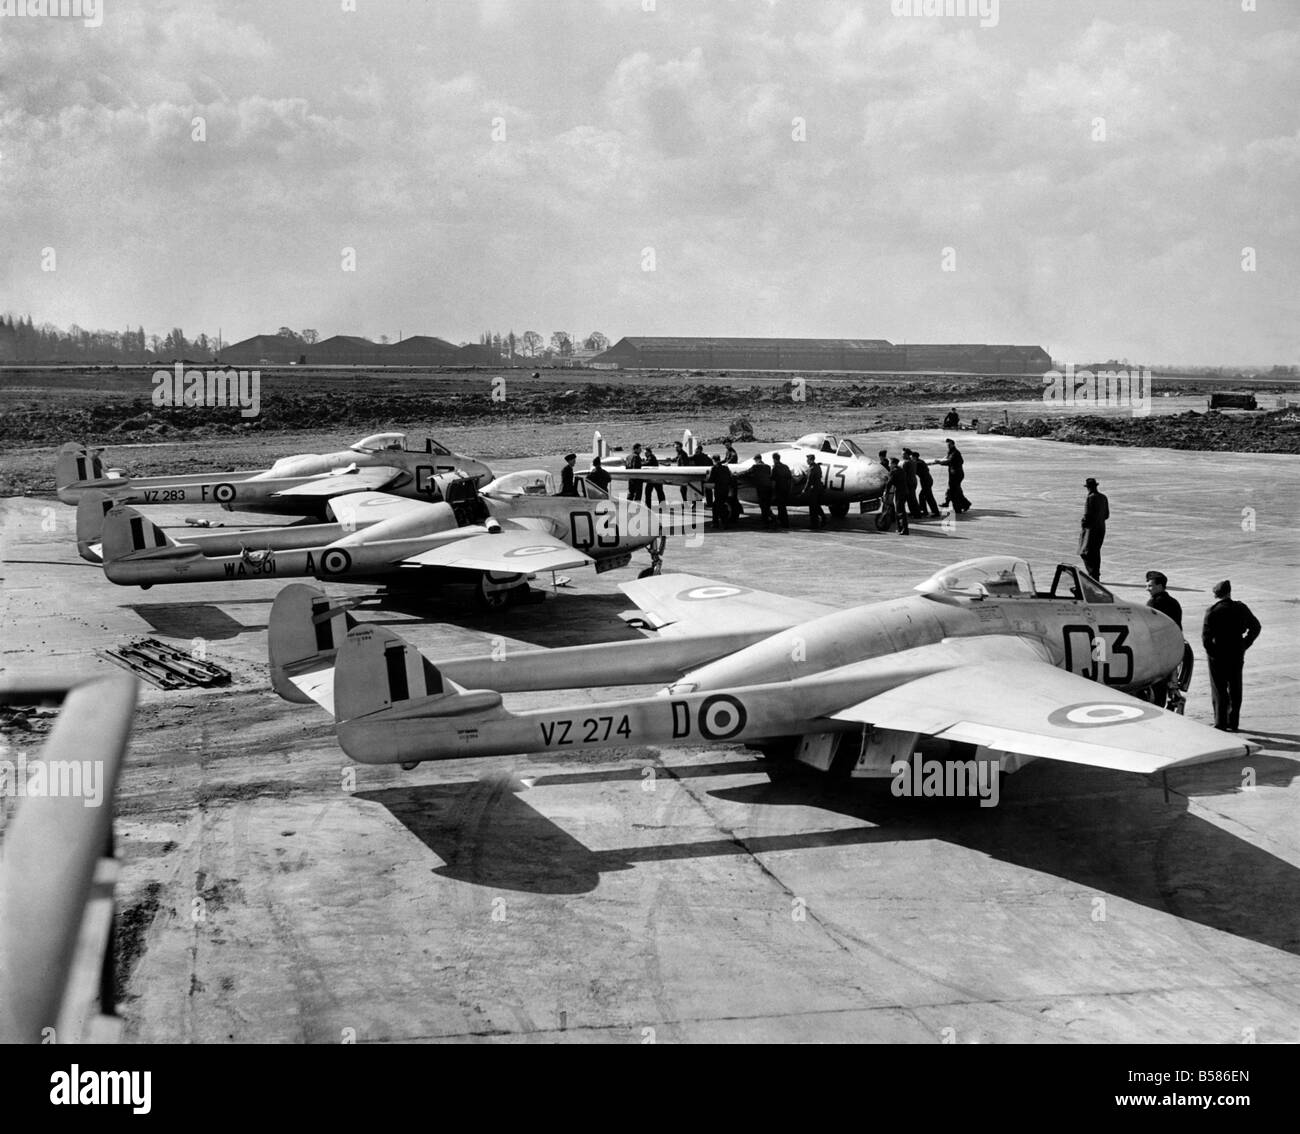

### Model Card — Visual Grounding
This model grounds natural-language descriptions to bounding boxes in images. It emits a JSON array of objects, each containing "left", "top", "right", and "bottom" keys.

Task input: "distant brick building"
[{"left": 591, "top": 337, "right": 1050, "bottom": 374}]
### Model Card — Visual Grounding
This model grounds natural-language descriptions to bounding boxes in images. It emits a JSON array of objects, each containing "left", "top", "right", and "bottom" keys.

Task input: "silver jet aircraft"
[
  {"left": 94, "top": 469, "right": 674, "bottom": 607},
  {"left": 591, "top": 429, "right": 890, "bottom": 522},
  {"left": 56, "top": 432, "right": 493, "bottom": 518},
  {"left": 267, "top": 556, "right": 1253, "bottom": 778}
]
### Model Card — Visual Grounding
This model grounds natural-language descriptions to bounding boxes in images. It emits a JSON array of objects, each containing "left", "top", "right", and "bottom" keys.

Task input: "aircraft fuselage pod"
[
  {"left": 54, "top": 434, "right": 493, "bottom": 518},
  {"left": 322, "top": 557, "right": 1239, "bottom": 782}
]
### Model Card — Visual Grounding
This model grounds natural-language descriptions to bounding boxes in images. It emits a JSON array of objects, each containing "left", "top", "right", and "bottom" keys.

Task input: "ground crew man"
[
  {"left": 586, "top": 456, "right": 612, "bottom": 496},
  {"left": 642, "top": 445, "right": 666, "bottom": 504},
  {"left": 705, "top": 455, "right": 733, "bottom": 528},
  {"left": 559, "top": 453, "right": 578, "bottom": 496},
  {"left": 1201, "top": 580, "right": 1262, "bottom": 732},
  {"left": 805, "top": 455, "right": 825, "bottom": 530},
  {"left": 1078, "top": 477, "right": 1109, "bottom": 580},
  {"left": 771, "top": 453, "right": 792, "bottom": 529},
  {"left": 626, "top": 443, "right": 644, "bottom": 502},
  {"left": 748, "top": 455, "right": 774, "bottom": 526},
  {"left": 887, "top": 458, "right": 910, "bottom": 534},
  {"left": 914, "top": 451, "right": 941, "bottom": 517},
  {"left": 901, "top": 449, "right": 922, "bottom": 518},
  {"left": 1145, "top": 570, "right": 1186, "bottom": 708},
  {"left": 934, "top": 439, "right": 970, "bottom": 513}
]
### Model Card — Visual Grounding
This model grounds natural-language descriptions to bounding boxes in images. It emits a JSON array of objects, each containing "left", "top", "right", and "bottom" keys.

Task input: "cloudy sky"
[{"left": 2, "top": 0, "right": 1296, "bottom": 364}]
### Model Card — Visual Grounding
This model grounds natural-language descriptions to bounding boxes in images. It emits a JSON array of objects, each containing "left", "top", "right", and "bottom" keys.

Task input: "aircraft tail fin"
[
  {"left": 592, "top": 430, "right": 609, "bottom": 462},
  {"left": 683, "top": 428, "right": 696, "bottom": 457},
  {"left": 56, "top": 443, "right": 110, "bottom": 490},
  {"left": 267, "top": 583, "right": 357, "bottom": 707},
  {"left": 74, "top": 490, "right": 118, "bottom": 563},
  {"left": 334, "top": 624, "right": 504, "bottom": 726},
  {"left": 100, "top": 505, "right": 181, "bottom": 564}
]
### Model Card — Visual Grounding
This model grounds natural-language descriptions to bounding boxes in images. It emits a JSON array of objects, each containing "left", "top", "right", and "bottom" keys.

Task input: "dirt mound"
[{"left": 997, "top": 409, "right": 1300, "bottom": 453}]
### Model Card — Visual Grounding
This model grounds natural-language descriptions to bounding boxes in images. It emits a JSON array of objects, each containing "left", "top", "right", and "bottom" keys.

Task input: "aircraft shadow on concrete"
[
  {"left": 358, "top": 754, "right": 1300, "bottom": 956},
  {"left": 124, "top": 602, "right": 250, "bottom": 639}
]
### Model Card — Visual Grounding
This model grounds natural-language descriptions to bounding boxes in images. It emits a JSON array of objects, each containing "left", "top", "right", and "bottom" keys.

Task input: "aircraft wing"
[
  {"left": 400, "top": 529, "right": 594, "bottom": 574},
  {"left": 326, "top": 491, "right": 445, "bottom": 527},
  {"left": 619, "top": 572, "right": 838, "bottom": 636},
  {"left": 271, "top": 465, "right": 402, "bottom": 498},
  {"left": 830, "top": 654, "right": 1254, "bottom": 773},
  {"left": 596, "top": 466, "right": 709, "bottom": 483}
]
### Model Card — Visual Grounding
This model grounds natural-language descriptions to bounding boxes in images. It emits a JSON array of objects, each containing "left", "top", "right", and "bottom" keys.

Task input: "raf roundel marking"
[
  {"left": 212, "top": 482, "right": 236, "bottom": 504},
  {"left": 697, "top": 694, "right": 747, "bottom": 740},
  {"left": 321, "top": 549, "right": 352, "bottom": 575},
  {"left": 504, "top": 545, "right": 562, "bottom": 558},
  {"left": 677, "top": 585, "right": 750, "bottom": 601},
  {"left": 1047, "top": 701, "right": 1162, "bottom": 728}
]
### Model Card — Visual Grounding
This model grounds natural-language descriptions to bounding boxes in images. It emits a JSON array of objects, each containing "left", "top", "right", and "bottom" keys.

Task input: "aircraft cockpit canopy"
[
  {"left": 916, "top": 556, "right": 1038, "bottom": 598},
  {"left": 794, "top": 432, "right": 837, "bottom": 452},
  {"left": 423, "top": 438, "right": 453, "bottom": 456},
  {"left": 481, "top": 470, "right": 555, "bottom": 497},
  {"left": 352, "top": 432, "right": 408, "bottom": 452},
  {"left": 835, "top": 438, "right": 866, "bottom": 458},
  {"left": 915, "top": 556, "right": 1117, "bottom": 603}
]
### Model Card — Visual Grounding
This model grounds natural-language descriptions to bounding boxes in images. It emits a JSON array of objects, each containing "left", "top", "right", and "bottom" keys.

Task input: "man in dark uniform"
[
  {"left": 1145, "top": 570, "right": 1182, "bottom": 627},
  {"left": 559, "top": 453, "right": 578, "bottom": 496},
  {"left": 705, "top": 455, "right": 732, "bottom": 529},
  {"left": 934, "top": 439, "right": 970, "bottom": 513},
  {"left": 626, "top": 442, "right": 644, "bottom": 502},
  {"left": 693, "top": 446, "right": 714, "bottom": 511},
  {"left": 722, "top": 440, "right": 742, "bottom": 520},
  {"left": 586, "top": 456, "right": 612, "bottom": 496},
  {"left": 914, "top": 450, "right": 941, "bottom": 517},
  {"left": 748, "top": 454, "right": 774, "bottom": 526},
  {"left": 1145, "top": 570, "right": 1185, "bottom": 708},
  {"left": 887, "top": 458, "right": 910, "bottom": 534},
  {"left": 1078, "top": 477, "right": 1109, "bottom": 580},
  {"left": 942, "top": 408, "right": 960, "bottom": 430},
  {"left": 805, "top": 455, "right": 825, "bottom": 530},
  {"left": 878, "top": 449, "right": 889, "bottom": 471},
  {"left": 1201, "top": 580, "right": 1262, "bottom": 731},
  {"left": 901, "top": 449, "right": 922, "bottom": 518},
  {"left": 673, "top": 441, "right": 690, "bottom": 502},
  {"left": 641, "top": 444, "right": 666, "bottom": 504},
  {"left": 770, "top": 453, "right": 792, "bottom": 529}
]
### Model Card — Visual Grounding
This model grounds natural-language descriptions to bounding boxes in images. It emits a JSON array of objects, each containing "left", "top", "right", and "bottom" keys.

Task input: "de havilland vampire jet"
[
  {"left": 93, "top": 469, "right": 672, "bottom": 607},
  {"left": 590, "top": 430, "right": 891, "bottom": 522},
  {"left": 56, "top": 433, "right": 493, "bottom": 518},
  {"left": 267, "top": 556, "right": 1253, "bottom": 779}
]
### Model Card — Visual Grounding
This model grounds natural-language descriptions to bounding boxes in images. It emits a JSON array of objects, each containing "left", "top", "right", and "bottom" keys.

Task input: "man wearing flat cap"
[
  {"left": 1201, "top": 580, "right": 1262, "bottom": 732},
  {"left": 1078, "top": 477, "right": 1109, "bottom": 580}
]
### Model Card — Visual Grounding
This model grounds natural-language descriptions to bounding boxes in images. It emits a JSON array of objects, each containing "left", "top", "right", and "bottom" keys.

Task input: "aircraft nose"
[{"left": 1147, "top": 608, "right": 1185, "bottom": 673}]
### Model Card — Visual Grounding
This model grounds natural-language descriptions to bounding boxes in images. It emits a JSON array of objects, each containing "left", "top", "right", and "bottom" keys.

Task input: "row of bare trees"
[{"left": 476, "top": 330, "right": 610, "bottom": 359}]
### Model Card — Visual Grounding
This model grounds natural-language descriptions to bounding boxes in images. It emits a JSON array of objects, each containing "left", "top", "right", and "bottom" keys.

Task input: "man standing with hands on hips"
[{"left": 1202, "top": 580, "right": 1262, "bottom": 732}]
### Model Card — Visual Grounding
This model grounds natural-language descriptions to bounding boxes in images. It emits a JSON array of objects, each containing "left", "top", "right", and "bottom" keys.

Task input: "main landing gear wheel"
[
  {"left": 477, "top": 574, "right": 520, "bottom": 610},
  {"left": 829, "top": 502, "right": 850, "bottom": 520},
  {"left": 640, "top": 535, "right": 666, "bottom": 578},
  {"left": 400, "top": 762, "right": 419, "bottom": 771}
]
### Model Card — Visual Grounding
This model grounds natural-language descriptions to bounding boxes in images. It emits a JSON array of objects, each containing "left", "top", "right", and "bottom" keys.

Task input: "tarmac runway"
[{"left": 2, "top": 429, "right": 1297, "bottom": 1043}]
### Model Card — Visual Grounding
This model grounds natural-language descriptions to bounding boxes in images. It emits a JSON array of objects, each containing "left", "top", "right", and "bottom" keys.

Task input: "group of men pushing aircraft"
[{"left": 56, "top": 422, "right": 1264, "bottom": 752}]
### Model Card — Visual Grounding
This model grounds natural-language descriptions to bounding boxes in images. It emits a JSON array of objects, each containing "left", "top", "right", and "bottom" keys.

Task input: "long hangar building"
[{"left": 592, "top": 337, "right": 1051, "bottom": 374}]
